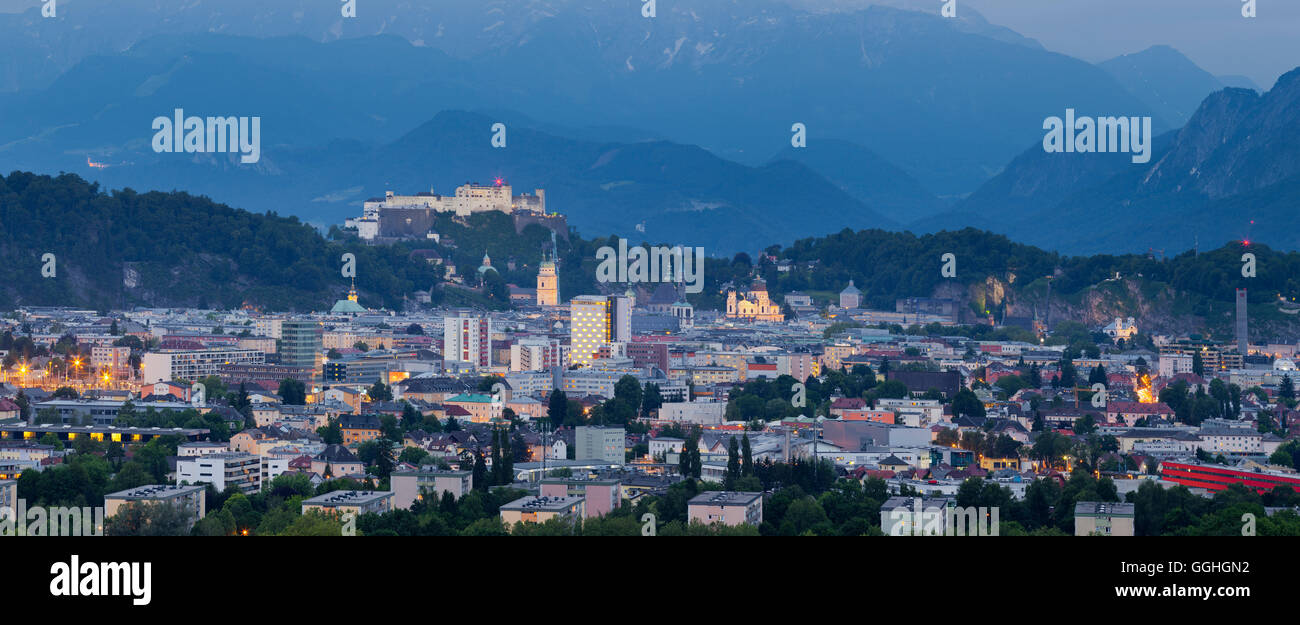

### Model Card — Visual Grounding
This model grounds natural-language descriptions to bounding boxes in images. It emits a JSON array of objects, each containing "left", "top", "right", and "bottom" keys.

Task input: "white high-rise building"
[
  {"left": 510, "top": 338, "right": 568, "bottom": 371},
  {"left": 443, "top": 315, "right": 493, "bottom": 368},
  {"left": 609, "top": 295, "right": 632, "bottom": 343}
]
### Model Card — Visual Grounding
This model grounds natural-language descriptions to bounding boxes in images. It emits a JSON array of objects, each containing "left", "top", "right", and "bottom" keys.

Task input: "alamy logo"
[
  {"left": 49, "top": 555, "right": 151, "bottom": 606},
  {"left": 1042, "top": 109, "right": 1152, "bottom": 164},
  {"left": 595, "top": 240, "right": 705, "bottom": 294},
  {"left": 2, "top": 500, "right": 104, "bottom": 536},
  {"left": 888, "top": 502, "right": 999, "bottom": 536},
  {"left": 490, "top": 382, "right": 506, "bottom": 409},
  {"left": 41, "top": 252, "right": 56, "bottom": 278},
  {"left": 152, "top": 108, "right": 261, "bottom": 164}
]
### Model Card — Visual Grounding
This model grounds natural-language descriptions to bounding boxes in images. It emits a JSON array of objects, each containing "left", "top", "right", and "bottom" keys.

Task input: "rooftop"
[
  {"left": 687, "top": 491, "right": 763, "bottom": 507},
  {"left": 302, "top": 490, "right": 394, "bottom": 507},
  {"left": 1074, "top": 501, "right": 1136, "bottom": 517},
  {"left": 499, "top": 495, "right": 585, "bottom": 512},
  {"left": 105, "top": 484, "right": 205, "bottom": 500}
]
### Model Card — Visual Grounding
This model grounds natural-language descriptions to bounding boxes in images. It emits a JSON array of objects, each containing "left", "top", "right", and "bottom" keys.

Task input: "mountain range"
[
  {"left": 0, "top": 0, "right": 1289, "bottom": 256},
  {"left": 918, "top": 67, "right": 1300, "bottom": 255},
  {"left": 0, "top": 0, "right": 1167, "bottom": 195}
]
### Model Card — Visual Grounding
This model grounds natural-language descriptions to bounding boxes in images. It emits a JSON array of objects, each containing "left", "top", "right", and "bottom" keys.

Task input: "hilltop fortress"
[{"left": 347, "top": 180, "right": 564, "bottom": 241}]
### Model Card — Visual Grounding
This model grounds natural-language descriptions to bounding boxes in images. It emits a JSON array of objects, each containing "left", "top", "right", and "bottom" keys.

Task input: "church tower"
[{"left": 537, "top": 252, "right": 558, "bottom": 306}]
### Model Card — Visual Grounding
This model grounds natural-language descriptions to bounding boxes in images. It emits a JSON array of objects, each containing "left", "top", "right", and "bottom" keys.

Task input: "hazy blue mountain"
[
  {"left": 1217, "top": 75, "right": 1263, "bottom": 92},
  {"left": 918, "top": 67, "right": 1300, "bottom": 255},
  {"left": 53, "top": 110, "right": 897, "bottom": 255},
  {"left": 0, "top": 34, "right": 489, "bottom": 158},
  {"left": 0, "top": 0, "right": 1165, "bottom": 197},
  {"left": 767, "top": 139, "right": 947, "bottom": 221},
  {"left": 1099, "top": 45, "right": 1226, "bottom": 127}
]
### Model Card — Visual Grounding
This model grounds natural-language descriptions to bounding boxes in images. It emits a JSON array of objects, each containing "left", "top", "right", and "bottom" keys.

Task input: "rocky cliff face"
[{"left": 924, "top": 67, "right": 1300, "bottom": 255}]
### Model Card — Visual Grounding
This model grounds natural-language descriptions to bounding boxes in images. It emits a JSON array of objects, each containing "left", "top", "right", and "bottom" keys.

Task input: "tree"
[
  {"left": 679, "top": 431, "right": 702, "bottom": 480},
  {"left": 741, "top": 433, "right": 753, "bottom": 477},
  {"left": 1282, "top": 376, "right": 1296, "bottom": 403},
  {"left": 1074, "top": 414, "right": 1098, "bottom": 435},
  {"left": 1058, "top": 357, "right": 1077, "bottom": 389},
  {"left": 14, "top": 391, "right": 31, "bottom": 421},
  {"left": 935, "top": 427, "right": 960, "bottom": 447},
  {"left": 233, "top": 382, "right": 251, "bottom": 414},
  {"left": 472, "top": 449, "right": 488, "bottom": 490},
  {"left": 278, "top": 378, "right": 307, "bottom": 405},
  {"left": 357, "top": 439, "right": 396, "bottom": 478},
  {"left": 604, "top": 375, "right": 643, "bottom": 424},
  {"left": 951, "top": 389, "right": 986, "bottom": 419},
  {"left": 1088, "top": 365, "right": 1107, "bottom": 386},
  {"left": 398, "top": 445, "right": 430, "bottom": 466},
  {"left": 500, "top": 431, "right": 514, "bottom": 482},
  {"left": 491, "top": 429, "right": 503, "bottom": 485},
  {"left": 548, "top": 390, "right": 568, "bottom": 429},
  {"left": 368, "top": 381, "right": 393, "bottom": 402},
  {"left": 642, "top": 383, "right": 664, "bottom": 417},
  {"left": 726, "top": 437, "right": 741, "bottom": 488},
  {"left": 52, "top": 386, "right": 79, "bottom": 399},
  {"left": 317, "top": 420, "right": 343, "bottom": 445},
  {"left": 406, "top": 323, "right": 424, "bottom": 335}
]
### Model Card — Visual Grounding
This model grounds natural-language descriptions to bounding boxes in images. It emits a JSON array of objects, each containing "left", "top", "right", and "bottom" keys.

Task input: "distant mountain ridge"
[
  {"left": 0, "top": 0, "right": 1166, "bottom": 197},
  {"left": 52, "top": 109, "right": 898, "bottom": 254},
  {"left": 768, "top": 139, "right": 948, "bottom": 221},
  {"left": 1099, "top": 45, "right": 1228, "bottom": 127},
  {"left": 916, "top": 66, "right": 1300, "bottom": 255}
]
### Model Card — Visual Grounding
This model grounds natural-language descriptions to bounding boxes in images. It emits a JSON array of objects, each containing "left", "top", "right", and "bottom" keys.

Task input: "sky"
[
  {"left": 955, "top": 0, "right": 1297, "bottom": 88},
  {"left": 3, "top": 0, "right": 1296, "bottom": 88}
]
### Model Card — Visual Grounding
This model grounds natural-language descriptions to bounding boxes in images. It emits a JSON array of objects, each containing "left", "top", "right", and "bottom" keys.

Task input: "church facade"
[{"left": 725, "top": 281, "right": 784, "bottom": 322}]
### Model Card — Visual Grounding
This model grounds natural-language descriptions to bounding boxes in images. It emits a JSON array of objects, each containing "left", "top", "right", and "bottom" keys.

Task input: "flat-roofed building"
[
  {"left": 104, "top": 484, "right": 206, "bottom": 524},
  {"left": 658, "top": 400, "right": 725, "bottom": 425},
  {"left": 91, "top": 345, "right": 133, "bottom": 377},
  {"left": 539, "top": 478, "right": 621, "bottom": 518},
  {"left": 1074, "top": 501, "right": 1135, "bottom": 536},
  {"left": 141, "top": 348, "right": 265, "bottom": 384},
  {"left": 499, "top": 495, "right": 585, "bottom": 528},
  {"left": 687, "top": 491, "right": 763, "bottom": 527},
  {"left": 575, "top": 425, "right": 625, "bottom": 465},
  {"left": 302, "top": 490, "right": 394, "bottom": 517},
  {"left": 177, "top": 452, "right": 260, "bottom": 494},
  {"left": 0, "top": 423, "right": 209, "bottom": 444},
  {"left": 31, "top": 398, "right": 194, "bottom": 427},
  {"left": 0, "top": 479, "right": 15, "bottom": 511},
  {"left": 443, "top": 315, "right": 493, "bottom": 369},
  {"left": 279, "top": 319, "right": 324, "bottom": 372},
  {"left": 880, "top": 496, "right": 955, "bottom": 536},
  {"left": 178, "top": 441, "right": 228, "bottom": 457},
  {"left": 390, "top": 469, "right": 473, "bottom": 509}
]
